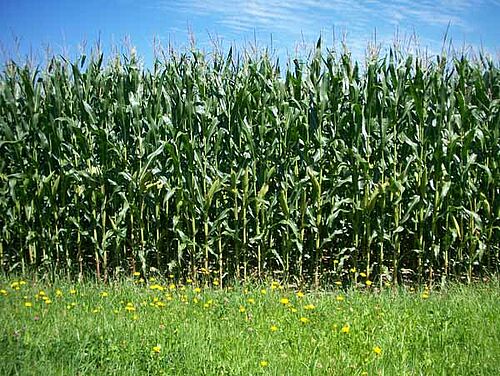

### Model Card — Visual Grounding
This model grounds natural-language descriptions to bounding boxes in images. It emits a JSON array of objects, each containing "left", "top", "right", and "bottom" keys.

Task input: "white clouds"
[{"left": 157, "top": 0, "right": 497, "bottom": 59}]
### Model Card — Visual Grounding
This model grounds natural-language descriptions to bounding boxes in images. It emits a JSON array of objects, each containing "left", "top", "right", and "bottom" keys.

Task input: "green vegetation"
[
  {"left": 0, "top": 40, "right": 499, "bottom": 286},
  {"left": 1, "top": 276, "right": 499, "bottom": 375}
]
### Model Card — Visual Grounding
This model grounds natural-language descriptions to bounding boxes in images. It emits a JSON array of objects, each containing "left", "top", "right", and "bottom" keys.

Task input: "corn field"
[{"left": 0, "top": 41, "right": 499, "bottom": 285}]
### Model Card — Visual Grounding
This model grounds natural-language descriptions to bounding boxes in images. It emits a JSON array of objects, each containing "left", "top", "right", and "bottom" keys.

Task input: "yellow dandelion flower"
[
  {"left": 193, "top": 298, "right": 199, "bottom": 304},
  {"left": 279, "top": 298, "right": 290, "bottom": 305},
  {"left": 239, "top": 306, "right": 246, "bottom": 313},
  {"left": 169, "top": 274, "right": 174, "bottom": 279},
  {"left": 125, "top": 303, "right": 136, "bottom": 312},
  {"left": 11, "top": 281, "right": 19, "bottom": 289},
  {"left": 361, "top": 372, "right": 368, "bottom": 376},
  {"left": 203, "top": 303, "right": 210, "bottom": 308},
  {"left": 152, "top": 344, "right": 161, "bottom": 353},
  {"left": 166, "top": 295, "right": 173, "bottom": 301},
  {"left": 24, "top": 302, "right": 33, "bottom": 307},
  {"left": 56, "top": 289, "right": 63, "bottom": 297},
  {"left": 373, "top": 346, "right": 382, "bottom": 355},
  {"left": 365, "top": 280, "right": 373, "bottom": 286},
  {"left": 350, "top": 268, "right": 357, "bottom": 273},
  {"left": 247, "top": 298, "right": 255, "bottom": 304},
  {"left": 168, "top": 283, "right": 176, "bottom": 290},
  {"left": 296, "top": 291, "right": 305, "bottom": 298},
  {"left": 100, "top": 291, "right": 109, "bottom": 297},
  {"left": 38, "top": 290, "right": 46, "bottom": 296},
  {"left": 0, "top": 289, "right": 7, "bottom": 296},
  {"left": 300, "top": 317, "right": 309, "bottom": 324},
  {"left": 44, "top": 299, "right": 52, "bottom": 305},
  {"left": 69, "top": 289, "right": 76, "bottom": 295},
  {"left": 304, "top": 304, "right": 315, "bottom": 310},
  {"left": 213, "top": 280, "right": 220, "bottom": 286},
  {"left": 150, "top": 277, "right": 156, "bottom": 282},
  {"left": 421, "top": 292, "right": 429, "bottom": 299},
  {"left": 270, "top": 325, "right": 278, "bottom": 332},
  {"left": 341, "top": 324, "right": 350, "bottom": 333},
  {"left": 133, "top": 271, "right": 140, "bottom": 277},
  {"left": 259, "top": 360, "right": 269, "bottom": 368},
  {"left": 336, "top": 295, "right": 344, "bottom": 302},
  {"left": 290, "top": 307, "right": 298, "bottom": 313},
  {"left": 260, "top": 289, "right": 267, "bottom": 295},
  {"left": 186, "top": 278, "right": 193, "bottom": 284},
  {"left": 194, "top": 287, "right": 201, "bottom": 293},
  {"left": 334, "top": 281, "right": 342, "bottom": 286},
  {"left": 360, "top": 272, "right": 367, "bottom": 277}
]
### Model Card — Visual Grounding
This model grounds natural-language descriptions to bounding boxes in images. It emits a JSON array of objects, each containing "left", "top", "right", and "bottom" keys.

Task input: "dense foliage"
[{"left": 0, "top": 41, "right": 498, "bottom": 284}]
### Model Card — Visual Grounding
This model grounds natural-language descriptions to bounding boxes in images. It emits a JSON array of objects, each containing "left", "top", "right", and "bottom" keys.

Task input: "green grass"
[{"left": 1, "top": 277, "right": 499, "bottom": 375}]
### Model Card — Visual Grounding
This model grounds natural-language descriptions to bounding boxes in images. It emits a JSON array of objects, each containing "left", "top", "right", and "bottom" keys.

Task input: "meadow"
[{"left": 1, "top": 276, "right": 499, "bottom": 375}]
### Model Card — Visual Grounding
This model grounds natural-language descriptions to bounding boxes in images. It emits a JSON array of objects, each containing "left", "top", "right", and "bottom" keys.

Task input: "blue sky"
[{"left": 1, "top": 0, "right": 499, "bottom": 66}]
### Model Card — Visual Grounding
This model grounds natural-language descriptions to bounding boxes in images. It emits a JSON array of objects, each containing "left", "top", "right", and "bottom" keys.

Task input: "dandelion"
[
  {"left": 133, "top": 271, "right": 141, "bottom": 277},
  {"left": 290, "top": 307, "right": 298, "bottom": 313},
  {"left": 296, "top": 291, "right": 305, "bottom": 298},
  {"left": 259, "top": 360, "right": 269, "bottom": 368},
  {"left": 341, "top": 324, "right": 350, "bottom": 333},
  {"left": 169, "top": 274, "right": 175, "bottom": 279},
  {"left": 304, "top": 304, "right": 315, "bottom": 310},
  {"left": 194, "top": 287, "right": 201, "bottom": 293},
  {"left": 270, "top": 325, "right": 278, "bottom": 332},
  {"left": 360, "top": 272, "right": 367, "bottom": 277},
  {"left": 213, "top": 279, "right": 220, "bottom": 286},
  {"left": 100, "top": 291, "right": 109, "bottom": 297},
  {"left": 365, "top": 280, "right": 373, "bottom": 287},
  {"left": 44, "top": 299, "right": 52, "bottom": 305},
  {"left": 69, "top": 289, "right": 77, "bottom": 295},
  {"left": 373, "top": 346, "right": 382, "bottom": 355},
  {"left": 125, "top": 303, "right": 136, "bottom": 312},
  {"left": 421, "top": 292, "right": 429, "bottom": 299},
  {"left": 361, "top": 372, "right": 368, "bottom": 376},
  {"left": 260, "top": 289, "right": 267, "bottom": 295},
  {"left": 56, "top": 289, "right": 63, "bottom": 297},
  {"left": 168, "top": 283, "right": 176, "bottom": 290},
  {"left": 0, "top": 289, "right": 8, "bottom": 296},
  {"left": 152, "top": 344, "right": 161, "bottom": 353},
  {"left": 350, "top": 268, "right": 357, "bottom": 273},
  {"left": 300, "top": 317, "right": 310, "bottom": 324},
  {"left": 279, "top": 298, "right": 290, "bottom": 305},
  {"left": 334, "top": 281, "right": 342, "bottom": 286},
  {"left": 247, "top": 298, "right": 255, "bottom": 304},
  {"left": 239, "top": 306, "right": 246, "bottom": 313},
  {"left": 336, "top": 295, "right": 344, "bottom": 302},
  {"left": 186, "top": 278, "right": 193, "bottom": 284},
  {"left": 24, "top": 302, "right": 33, "bottom": 308}
]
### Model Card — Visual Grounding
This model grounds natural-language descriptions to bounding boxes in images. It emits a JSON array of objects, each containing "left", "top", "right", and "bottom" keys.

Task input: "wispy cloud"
[{"left": 156, "top": 0, "right": 498, "bottom": 59}]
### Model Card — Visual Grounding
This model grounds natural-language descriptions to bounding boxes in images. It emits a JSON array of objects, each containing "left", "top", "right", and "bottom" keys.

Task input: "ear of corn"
[{"left": 0, "top": 41, "right": 498, "bottom": 284}]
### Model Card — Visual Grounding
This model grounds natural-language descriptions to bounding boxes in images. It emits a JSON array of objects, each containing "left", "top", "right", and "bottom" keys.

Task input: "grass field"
[{"left": 1, "top": 276, "right": 499, "bottom": 375}]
